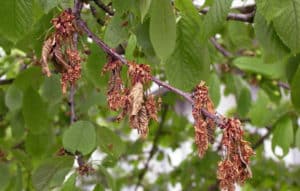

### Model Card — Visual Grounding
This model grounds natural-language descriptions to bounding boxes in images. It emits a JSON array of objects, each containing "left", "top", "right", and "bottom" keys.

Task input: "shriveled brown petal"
[
  {"left": 130, "top": 105, "right": 149, "bottom": 139},
  {"left": 145, "top": 94, "right": 158, "bottom": 121},
  {"left": 41, "top": 37, "right": 54, "bottom": 77},
  {"left": 130, "top": 82, "right": 144, "bottom": 116}
]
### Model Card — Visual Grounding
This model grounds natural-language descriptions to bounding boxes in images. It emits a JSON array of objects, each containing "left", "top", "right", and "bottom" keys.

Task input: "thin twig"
[
  {"left": 200, "top": 7, "right": 255, "bottom": 23},
  {"left": 93, "top": 0, "right": 114, "bottom": 16},
  {"left": 252, "top": 126, "right": 273, "bottom": 150},
  {"left": 0, "top": 78, "right": 14, "bottom": 85},
  {"left": 77, "top": 17, "right": 191, "bottom": 100},
  {"left": 75, "top": 17, "right": 227, "bottom": 126},
  {"left": 210, "top": 37, "right": 233, "bottom": 58},
  {"left": 277, "top": 81, "right": 290, "bottom": 90},
  {"left": 134, "top": 106, "right": 168, "bottom": 191}
]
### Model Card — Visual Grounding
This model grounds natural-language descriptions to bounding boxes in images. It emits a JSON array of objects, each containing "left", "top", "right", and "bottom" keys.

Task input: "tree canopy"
[{"left": 0, "top": 0, "right": 300, "bottom": 190}]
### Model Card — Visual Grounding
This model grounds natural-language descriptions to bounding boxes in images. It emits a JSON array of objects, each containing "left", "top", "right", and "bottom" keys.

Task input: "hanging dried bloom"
[
  {"left": 51, "top": 9, "right": 76, "bottom": 42},
  {"left": 41, "top": 37, "right": 55, "bottom": 77},
  {"left": 129, "top": 105, "right": 150, "bottom": 139},
  {"left": 217, "top": 118, "right": 254, "bottom": 190},
  {"left": 77, "top": 163, "right": 95, "bottom": 176},
  {"left": 145, "top": 94, "right": 159, "bottom": 121},
  {"left": 103, "top": 60, "right": 127, "bottom": 111},
  {"left": 60, "top": 49, "right": 82, "bottom": 94},
  {"left": 128, "top": 61, "right": 152, "bottom": 85},
  {"left": 130, "top": 82, "right": 144, "bottom": 115},
  {"left": 192, "top": 81, "right": 216, "bottom": 157}
]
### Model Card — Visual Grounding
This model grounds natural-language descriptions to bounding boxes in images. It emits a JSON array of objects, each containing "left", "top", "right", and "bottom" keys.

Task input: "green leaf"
[
  {"left": 296, "top": 128, "right": 300, "bottom": 149},
  {"left": 25, "top": 131, "right": 53, "bottom": 158},
  {"left": 140, "top": 0, "right": 152, "bottom": 23},
  {"left": 94, "top": 166, "right": 117, "bottom": 191},
  {"left": 248, "top": 90, "right": 271, "bottom": 126},
  {"left": 226, "top": 21, "right": 252, "bottom": 50},
  {"left": 0, "top": 163, "right": 11, "bottom": 191},
  {"left": 5, "top": 85, "right": 23, "bottom": 111},
  {"left": 136, "top": 20, "right": 160, "bottom": 65},
  {"left": 97, "top": 125, "right": 125, "bottom": 158},
  {"left": 237, "top": 87, "right": 252, "bottom": 117},
  {"left": 165, "top": 16, "right": 210, "bottom": 91},
  {"left": 207, "top": 73, "right": 221, "bottom": 106},
  {"left": 61, "top": 174, "right": 80, "bottom": 191},
  {"left": 38, "top": 0, "right": 61, "bottom": 13},
  {"left": 273, "top": 0, "right": 300, "bottom": 53},
  {"left": 0, "top": 0, "right": 33, "bottom": 43},
  {"left": 291, "top": 64, "right": 300, "bottom": 113},
  {"left": 232, "top": 57, "right": 285, "bottom": 79},
  {"left": 32, "top": 157, "right": 73, "bottom": 191},
  {"left": 10, "top": 111, "right": 25, "bottom": 139},
  {"left": 14, "top": 67, "right": 44, "bottom": 91},
  {"left": 84, "top": 44, "right": 107, "bottom": 89},
  {"left": 40, "top": 74, "right": 62, "bottom": 103},
  {"left": 256, "top": 0, "right": 289, "bottom": 22},
  {"left": 272, "top": 116, "right": 293, "bottom": 157},
  {"left": 23, "top": 88, "right": 49, "bottom": 133},
  {"left": 254, "top": 13, "right": 290, "bottom": 63},
  {"left": 125, "top": 34, "right": 138, "bottom": 61},
  {"left": 63, "top": 121, "right": 96, "bottom": 155},
  {"left": 104, "top": 13, "right": 129, "bottom": 48},
  {"left": 201, "top": 0, "right": 233, "bottom": 40},
  {"left": 150, "top": 0, "right": 176, "bottom": 61}
]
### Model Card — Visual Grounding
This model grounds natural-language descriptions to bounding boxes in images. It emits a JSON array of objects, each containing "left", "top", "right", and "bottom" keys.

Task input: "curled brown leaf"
[{"left": 130, "top": 82, "right": 144, "bottom": 116}]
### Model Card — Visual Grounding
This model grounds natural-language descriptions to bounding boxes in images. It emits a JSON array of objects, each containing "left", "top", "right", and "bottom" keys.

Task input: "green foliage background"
[{"left": 0, "top": 0, "right": 300, "bottom": 190}]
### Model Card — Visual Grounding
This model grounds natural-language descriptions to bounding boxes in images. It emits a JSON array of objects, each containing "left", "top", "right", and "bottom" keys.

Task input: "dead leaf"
[
  {"left": 129, "top": 82, "right": 144, "bottom": 116},
  {"left": 41, "top": 37, "right": 54, "bottom": 77}
]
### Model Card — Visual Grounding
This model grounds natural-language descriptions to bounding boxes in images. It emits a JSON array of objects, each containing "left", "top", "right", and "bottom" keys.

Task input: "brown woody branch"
[
  {"left": 76, "top": 16, "right": 226, "bottom": 125},
  {"left": 200, "top": 7, "right": 255, "bottom": 23},
  {"left": 210, "top": 37, "right": 233, "bottom": 58}
]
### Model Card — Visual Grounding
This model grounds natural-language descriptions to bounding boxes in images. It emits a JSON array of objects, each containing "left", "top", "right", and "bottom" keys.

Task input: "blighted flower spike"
[
  {"left": 217, "top": 118, "right": 254, "bottom": 190},
  {"left": 103, "top": 59, "right": 159, "bottom": 138},
  {"left": 192, "top": 81, "right": 216, "bottom": 157}
]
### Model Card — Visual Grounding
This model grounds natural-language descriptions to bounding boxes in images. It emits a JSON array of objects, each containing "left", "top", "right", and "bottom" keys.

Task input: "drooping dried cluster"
[
  {"left": 192, "top": 82, "right": 254, "bottom": 190},
  {"left": 40, "top": 9, "right": 82, "bottom": 94},
  {"left": 191, "top": 81, "right": 216, "bottom": 157},
  {"left": 217, "top": 118, "right": 254, "bottom": 191},
  {"left": 103, "top": 60, "right": 160, "bottom": 138}
]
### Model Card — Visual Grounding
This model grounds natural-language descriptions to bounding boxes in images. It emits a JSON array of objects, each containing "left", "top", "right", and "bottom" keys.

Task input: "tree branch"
[
  {"left": 210, "top": 37, "right": 233, "bottom": 58},
  {"left": 76, "top": 17, "right": 228, "bottom": 125},
  {"left": 200, "top": 7, "right": 255, "bottom": 23},
  {"left": 134, "top": 105, "right": 168, "bottom": 191},
  {"left": 0, "top": 78, "right": 14, "bottom": 85},
  {"left": 93, "top": 0, "right": 114, "bottom": 16}
]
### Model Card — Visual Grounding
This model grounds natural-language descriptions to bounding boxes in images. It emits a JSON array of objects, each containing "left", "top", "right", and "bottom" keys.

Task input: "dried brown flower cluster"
[
  {"left": 51, "top": 9, "right": 76, "bottom": 43},
  {"left": 217, "top": 118, "right": 254, "bottom": 191},
  {"left": 192, "top": 82, "right": 254, "bottom": 190},
  {"left": 41, "top": 9, "right": 82, "bottom": 94},
  {"left": 103, "top": 60, "right": 159, "bottom": 138},
  {"left": 191, "top": 81, "right": 216, "bottom": 157},
  {"left": 77, "top": 163, "right": 95, "bottom": 176}
]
